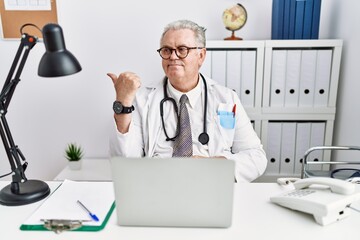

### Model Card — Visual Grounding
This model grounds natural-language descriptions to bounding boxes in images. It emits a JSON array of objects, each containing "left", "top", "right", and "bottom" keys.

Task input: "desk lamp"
[{"left": 0, "top": 23, "right": 81, "bottom": 206}]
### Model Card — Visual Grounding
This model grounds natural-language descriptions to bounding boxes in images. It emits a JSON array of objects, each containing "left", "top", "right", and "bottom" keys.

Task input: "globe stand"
[{"left": 224, "top": 31, "right": 242, "bottom": 41}]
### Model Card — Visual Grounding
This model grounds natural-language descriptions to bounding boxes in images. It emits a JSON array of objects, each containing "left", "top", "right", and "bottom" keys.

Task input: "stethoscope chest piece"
[{"left": 198, "top": 132, "right": 209, "bottom": 145}]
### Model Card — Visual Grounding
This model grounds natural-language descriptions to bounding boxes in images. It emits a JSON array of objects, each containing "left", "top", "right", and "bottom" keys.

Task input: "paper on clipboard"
[{"left": 21, "top": 180, "right": 115, "bottom": 231}]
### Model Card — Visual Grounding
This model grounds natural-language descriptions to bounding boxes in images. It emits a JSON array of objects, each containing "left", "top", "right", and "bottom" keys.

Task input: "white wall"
[
  {"left": 0, "top": 0, "right": 356, "bottom": 180},
  {"left": 330, "top": 1, "right": 360, "bottom": 160}
]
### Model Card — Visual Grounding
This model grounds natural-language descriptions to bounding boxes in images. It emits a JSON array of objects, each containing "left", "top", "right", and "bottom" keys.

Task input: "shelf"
[{"left": 206, "top": 40, "right": 342, "bottom": 180}]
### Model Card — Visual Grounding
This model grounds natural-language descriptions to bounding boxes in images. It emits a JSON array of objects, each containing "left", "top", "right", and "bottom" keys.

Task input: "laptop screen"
[{"left": 110, "top": 157, "right": 235, "bottom": 228}]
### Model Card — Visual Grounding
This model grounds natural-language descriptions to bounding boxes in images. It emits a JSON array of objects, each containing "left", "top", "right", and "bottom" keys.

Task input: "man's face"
[{"left": 160, "top": 29, "right": 206, "bottom": 87}]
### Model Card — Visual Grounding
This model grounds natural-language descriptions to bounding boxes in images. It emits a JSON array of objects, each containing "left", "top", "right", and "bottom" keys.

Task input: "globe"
[{"left": 222, "top": 3, "right": 247, "bottom": 40}]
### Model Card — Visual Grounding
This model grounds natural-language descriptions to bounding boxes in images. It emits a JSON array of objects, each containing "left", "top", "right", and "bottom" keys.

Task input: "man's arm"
[{"left": 107, "top": 72, "right": 141, "bottom": 133}]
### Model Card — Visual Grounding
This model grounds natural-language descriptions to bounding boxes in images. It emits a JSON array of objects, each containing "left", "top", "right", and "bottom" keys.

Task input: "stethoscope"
[{"left": 160, "top": 73, "right": 209, "bottom": 145}]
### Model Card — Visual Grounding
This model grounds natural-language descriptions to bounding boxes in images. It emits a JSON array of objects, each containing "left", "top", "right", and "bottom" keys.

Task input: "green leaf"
[{"left": 65, "top": 143, "right": 84, "bottom": 161}]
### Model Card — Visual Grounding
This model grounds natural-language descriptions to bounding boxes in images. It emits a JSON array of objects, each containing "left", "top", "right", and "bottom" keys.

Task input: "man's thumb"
[{"left": 107, "top": 73, "right": 117, "bottom": 83}]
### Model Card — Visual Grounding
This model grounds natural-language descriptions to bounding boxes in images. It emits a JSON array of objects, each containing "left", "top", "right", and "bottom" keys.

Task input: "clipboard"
[{"left": 20, "top": 180, "right": 115, "bottom": 233}]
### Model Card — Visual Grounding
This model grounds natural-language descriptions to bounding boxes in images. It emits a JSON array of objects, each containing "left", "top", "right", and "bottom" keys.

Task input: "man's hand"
[
  {"left": 107, "top": 72, "right": 141, "bottom": 106},
  {"left": 107, "top": 72, "right": 141, "bottom": 134}
]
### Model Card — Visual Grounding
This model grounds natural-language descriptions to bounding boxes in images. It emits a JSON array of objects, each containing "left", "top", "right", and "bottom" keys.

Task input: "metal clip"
[{"left": 41, "top": 219, "right": 89, "bottom": 234}]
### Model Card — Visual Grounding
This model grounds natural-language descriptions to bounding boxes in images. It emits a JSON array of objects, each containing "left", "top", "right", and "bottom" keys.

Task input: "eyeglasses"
[
  {"left": 157, "top": 46, "right": 203, "bottom": 60},
  {"left": 330, "top": 168, "right": 360, "bottom": 180}
]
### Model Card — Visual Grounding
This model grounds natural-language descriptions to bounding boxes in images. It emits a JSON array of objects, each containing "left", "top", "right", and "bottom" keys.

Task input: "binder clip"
[{"left": 41, "top": 219, "right": 89, "bottom": 234}]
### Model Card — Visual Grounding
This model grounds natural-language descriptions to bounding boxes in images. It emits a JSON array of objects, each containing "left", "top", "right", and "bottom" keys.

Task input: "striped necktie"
[{"left": 172, "top": 94, "right": 193, "bottom": 157}]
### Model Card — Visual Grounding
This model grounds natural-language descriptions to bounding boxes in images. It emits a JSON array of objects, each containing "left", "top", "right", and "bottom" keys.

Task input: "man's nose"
[{"left": 169, "top": 49, "right": 179, "bottom": 59}]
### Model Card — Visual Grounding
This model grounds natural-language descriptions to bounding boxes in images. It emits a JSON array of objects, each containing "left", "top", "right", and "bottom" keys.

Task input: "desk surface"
[{"left": 1, "top": 181, "right": 359, "bottom": 240}]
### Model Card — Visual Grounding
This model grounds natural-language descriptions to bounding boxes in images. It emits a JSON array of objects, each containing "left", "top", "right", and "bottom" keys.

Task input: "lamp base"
[{"left": 0, "top": 180, "right": 50, "bottom": 206}]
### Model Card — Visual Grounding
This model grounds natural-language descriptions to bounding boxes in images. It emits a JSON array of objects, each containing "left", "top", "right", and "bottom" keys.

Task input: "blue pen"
[{"left": 77, "top": 200, "right": 99, "bottom": 222}]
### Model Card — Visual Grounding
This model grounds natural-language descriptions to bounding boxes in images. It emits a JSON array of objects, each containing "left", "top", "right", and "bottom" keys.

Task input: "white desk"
[
  {"left": 1, "top": 181, "right": 359, "bottom": 240},
  {"left": 54, "top": 159, "right": 112, "bottom": 181}
]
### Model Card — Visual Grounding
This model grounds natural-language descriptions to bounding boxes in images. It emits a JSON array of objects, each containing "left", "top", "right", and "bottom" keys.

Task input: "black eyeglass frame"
[{"left": 157, "top": 46, "right": 203, "bottom": 60}]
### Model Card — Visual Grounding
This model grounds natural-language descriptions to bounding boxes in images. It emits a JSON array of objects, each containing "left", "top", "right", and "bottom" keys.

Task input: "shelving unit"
[
  {"left": 203, "top": 40, "right": 265, "bottom": 137},
  {"left": 204, "top": 39, "right": 343, "bottom": 182}
]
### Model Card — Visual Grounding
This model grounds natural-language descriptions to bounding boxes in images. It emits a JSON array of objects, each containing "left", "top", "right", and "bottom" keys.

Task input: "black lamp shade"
[{"left": 38, "top": 23, "right": 81, "bottom": 77}]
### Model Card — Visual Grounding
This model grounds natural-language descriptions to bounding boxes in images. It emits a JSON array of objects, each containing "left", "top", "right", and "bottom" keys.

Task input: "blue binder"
[
  {"left": 272, "top": 0, "right": 285, "bottom": 39},
  {"left": 294, "top": 0, "right": 305, "bottom": 39},
  {"left": 283, "top": 0, "right": 291, "bottom": 39},
  {"left": 288, "top": 0, "right": 297, "bottom": 39},
  {"left": 311, "top": 0, "right": 322, "bottom": 39},
  {"left": 302, "top": 0, "right": 314, "bottom": 39}
]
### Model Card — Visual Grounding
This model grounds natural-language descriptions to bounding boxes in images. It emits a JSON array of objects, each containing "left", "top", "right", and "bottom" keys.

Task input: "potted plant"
[{"left": 65, "top": 143, "right": 84, "bottom": 170}]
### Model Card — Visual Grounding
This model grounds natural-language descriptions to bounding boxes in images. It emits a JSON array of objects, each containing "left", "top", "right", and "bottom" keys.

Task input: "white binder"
[
  {"left": 280, "top": 122, "right": 296, "bottom": 175},
  {"left": 201, "top": 50, "right": 212, "bottom": 77},
  {"left": 284, "top": 50, "right": 301, "bottom": 107},
  {"left": 265, "top": 122, "right": 282, "bottom": 175},
  {"left": 314, "top": 49, "right": 332, "bottom": 107},
  {"left": 270, "top": 50, "right": 287, "bottom": 107},
  {"left": 294, "top": 122, "right": 311, "bottom": 175},
  {"left": 299, "top": 50, "right": 317, "bottom": 107},
  {"left": 226, "top": 50, "right": 241, "bottom": 95},
  {"left": 241, "top": 50, "right": 256, "bottom": 108},
  {"left": 309, "top": 122, "right": 326, "bottom": 171},
  {"left": 211, "top": 51, "right": 227, "bottom": 86}
]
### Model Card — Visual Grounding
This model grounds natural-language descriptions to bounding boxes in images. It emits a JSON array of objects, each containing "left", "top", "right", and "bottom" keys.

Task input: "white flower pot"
[{"left": 68, "top": 160, "right": 82, "bottom": 170}]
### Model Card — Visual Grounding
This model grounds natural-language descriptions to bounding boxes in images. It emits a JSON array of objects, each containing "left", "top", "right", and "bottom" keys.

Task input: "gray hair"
[{"left": 160, "top": 20, "right": 206, "bottom": 48}]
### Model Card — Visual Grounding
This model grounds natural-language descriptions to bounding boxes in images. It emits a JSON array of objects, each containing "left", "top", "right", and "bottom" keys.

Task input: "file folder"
[
  {"left": 241, "top": 50, "right": 256, "bottom": 108},
  {"left": 226, "top": 50, "right": 242, "bottom": 95},
  {"left": 308, "top": 122, "right": 325, "bottom": 171},
  {"left": 265, "top": 122, "right": 282, "bottom": 175},
  {"left": 284, "top": 50, "right": 301, "bottom": 107},
  {"left": 294, "top": 122, "right": 311, "bottom": 174},
  {"left": 299, "top": 50, "right": 317, "bottom": 107},
  {"left": 294, "top": 0, "right": 305, "bottom": 39},
  {"left": 20, "top": 180, "right": 115, "bottom": 232},
  {"left": 314, "top": 49, "right": 332, "bottom": 107},
  {"left": 270, "top": 50, "right": 287, "bottom": 107},
  {"left": 283, "top": 0, "right": 291, "bottom": 39},
  {"left": 271, "top": 0, "right": 285, "bottom": 39},
  {"left": 280, "top": 122, "right": 296, "bottom": 175},
  {"left": 302, "top": 0, "right": 314, "bottom": 39},
  {"left": 311, "top": 0, "right": 322, "bottom": 39},
  {"left": 212, "top": 51, "right": 227, "bottom": 86},
  {"left": 288, "top": 0, "right": 297, "bottom": 39}
]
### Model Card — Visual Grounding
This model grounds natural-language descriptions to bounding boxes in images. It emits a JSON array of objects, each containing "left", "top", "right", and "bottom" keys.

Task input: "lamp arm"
[
  {"left": 0, "top": 34, "right": 37, "bottom": 188},
  {"left": 1, "top": 34, "right": 37, "bottom": 110}
]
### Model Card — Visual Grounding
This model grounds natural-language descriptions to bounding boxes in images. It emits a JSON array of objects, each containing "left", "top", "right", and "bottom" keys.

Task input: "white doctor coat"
[{"left": 110, "top": 77, "right": 267, "bottom": 182}]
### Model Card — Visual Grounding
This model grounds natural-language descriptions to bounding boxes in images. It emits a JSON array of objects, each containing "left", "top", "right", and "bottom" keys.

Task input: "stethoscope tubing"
[{"left": 160, "top": 73, "right": 209, "bottom": 145}]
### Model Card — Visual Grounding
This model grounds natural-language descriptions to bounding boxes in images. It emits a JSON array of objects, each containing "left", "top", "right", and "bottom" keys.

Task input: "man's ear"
[{"left": 198, "top": 48, "right": 207, "bottom": 67}]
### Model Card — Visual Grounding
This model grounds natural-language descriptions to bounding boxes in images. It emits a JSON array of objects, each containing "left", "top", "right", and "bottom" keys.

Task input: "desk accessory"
[
  {"left": 271, "top": 177, "right": 360, "bottom": 226},
  {"left": 222, "top": 3, "right": 247, "bottom": 40},
  {"left": 77, "top": 200, "right": 99, "bottom": 222},
  {"left": 20, "top": 180, "right": 115, "bottom": 233},
  {"left": 65, "top": 143, "right": 84, "bottom": 170},
  {"left": 0, "top": 23, "right": 81, "bottom": 206}
]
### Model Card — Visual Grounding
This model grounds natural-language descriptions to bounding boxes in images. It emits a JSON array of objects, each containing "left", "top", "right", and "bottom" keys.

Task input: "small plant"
[{"left": 65, "top": 143, "right": 84, "bottom": 161}]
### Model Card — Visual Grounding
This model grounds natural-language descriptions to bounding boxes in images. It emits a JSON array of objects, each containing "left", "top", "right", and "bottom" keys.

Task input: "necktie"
[{"left": 172, "top": 94, "right": 193, "bottom": 157}]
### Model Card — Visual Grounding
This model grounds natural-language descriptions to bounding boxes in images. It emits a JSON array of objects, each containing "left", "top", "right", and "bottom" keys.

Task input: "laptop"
[{"left": 110, "top": 157, "right": 235, "bottom": 228}]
